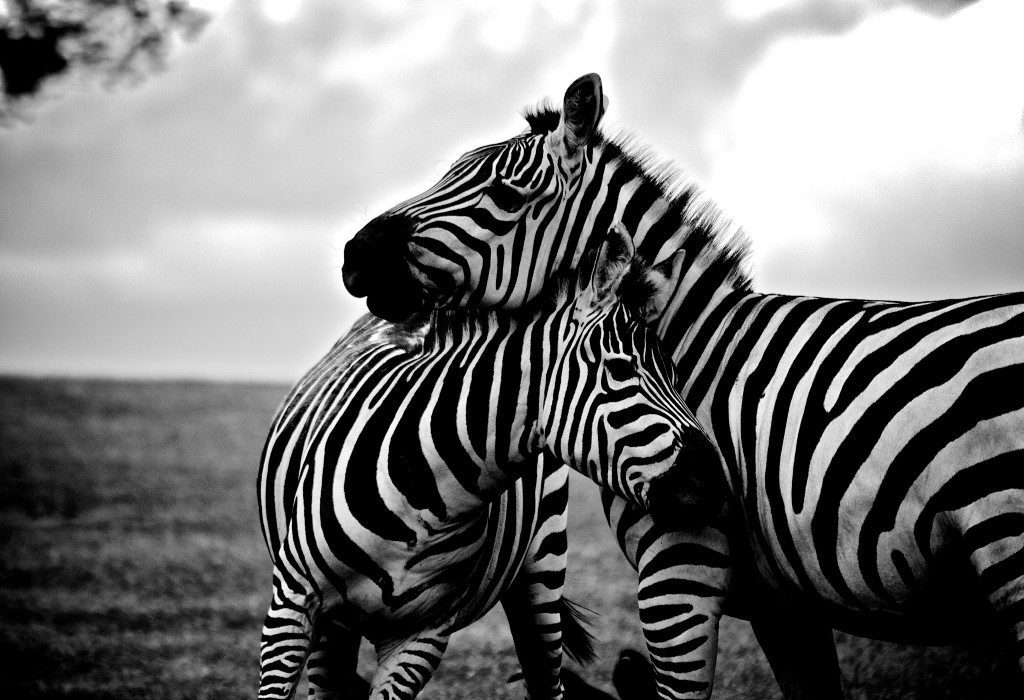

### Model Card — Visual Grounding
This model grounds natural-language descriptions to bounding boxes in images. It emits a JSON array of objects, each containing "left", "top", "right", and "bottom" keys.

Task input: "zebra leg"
[
  {"left": 503, "top": 575, "right": 608, "bottom": 700},
  {"left": 259, "top": 570, "right": 321, "bottom": 700},
  {"left": 369, "top": 631, "right": 450, "bottom": 700},
  {"left": 306, "top": 620, "right": 369, "bottom": 698},
  {"left": 502, "top": 576, "right": 566, "bottom": 699},
  {"left": 603, "top": 492, "right": 728, "bottom": 700},
  {"left": 961, "top": 508, "right": 1024, "bottom": 676},
  {"left": 502, "top": 462, "right": 574, "bottom": 699},
  {"left": 749, "top": 608, "right": 843, "bottom": 700}
]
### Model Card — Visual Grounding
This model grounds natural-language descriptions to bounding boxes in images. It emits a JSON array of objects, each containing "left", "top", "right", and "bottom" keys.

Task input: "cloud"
[
  {"left": 0, "top": 0, "right": 1019, "bottom": 379},
  {"left": 0, "top": 0, "right": 623, "bottom": 379},
  {"left": 707, "top": 0, "right": 1024, "bottom": 299},
  {"left": 606, "top": 0, "right": 894, "bottom": 175}
]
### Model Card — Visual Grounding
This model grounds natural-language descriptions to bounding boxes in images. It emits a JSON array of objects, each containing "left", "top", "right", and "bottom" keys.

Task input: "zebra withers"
[
  {"left": 257, "top": 223, "right": 716, "bottom": 699},
  {"left": 338, "top": 72, "right": 1024, "bottom": 697}
]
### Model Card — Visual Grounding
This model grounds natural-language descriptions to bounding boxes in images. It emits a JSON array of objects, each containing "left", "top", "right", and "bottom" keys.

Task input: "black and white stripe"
[
  {"left": 340, "top": 73, "right": 1024, "bottom": 698},
  {"left": 258, "top": 230, "right": 707, "bottom": 699}
]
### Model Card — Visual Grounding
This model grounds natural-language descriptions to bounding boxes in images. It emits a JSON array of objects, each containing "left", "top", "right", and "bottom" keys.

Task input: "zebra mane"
[
  {"left": 521, "top": 104, "right": 753, "bottom": 293},
  {"left": 521, "top": 99, "right": 562, "bottom": 135},
  {"left": 422, "top": 257, "right": 666, "bottom": 349}
]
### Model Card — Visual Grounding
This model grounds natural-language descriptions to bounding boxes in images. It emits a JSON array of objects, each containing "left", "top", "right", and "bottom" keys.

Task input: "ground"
[{"left": 0, "top": 377, "right": 1014, "bottom": 698}]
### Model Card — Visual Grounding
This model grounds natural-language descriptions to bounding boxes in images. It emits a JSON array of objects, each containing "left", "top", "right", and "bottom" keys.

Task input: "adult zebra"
[
  {"left": 257, "top": 225, "right": 717, "bottom": 699},
  {"left": 341, "top": 73, "right": 1024, "bottom": 698}
]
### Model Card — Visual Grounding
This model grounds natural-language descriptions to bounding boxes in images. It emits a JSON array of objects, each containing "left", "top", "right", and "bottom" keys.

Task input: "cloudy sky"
[{"left": 1, "top": 0, "right": 1022, "bottom": 381}]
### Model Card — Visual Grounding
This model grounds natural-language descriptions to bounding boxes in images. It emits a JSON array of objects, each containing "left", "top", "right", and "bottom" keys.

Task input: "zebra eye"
[
  {"left": 604, "top": 356, "right": 637, "bottom": 381},
  {"left": 487, "top": 182, "right": 527, "bottom": 211}
]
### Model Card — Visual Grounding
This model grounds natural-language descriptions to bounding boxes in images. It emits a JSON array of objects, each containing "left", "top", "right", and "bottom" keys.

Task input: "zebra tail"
[
  {"left": 507, "top": 596, "right": 600, "bottom": 686},
  {"left": 560, "top": 597, "right": 598, "bottom": 666}
]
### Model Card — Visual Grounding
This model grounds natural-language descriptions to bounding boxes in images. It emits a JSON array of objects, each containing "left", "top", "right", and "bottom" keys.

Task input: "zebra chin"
[{"left": 365, "top": 291, "right": 427, "bottom": 323}]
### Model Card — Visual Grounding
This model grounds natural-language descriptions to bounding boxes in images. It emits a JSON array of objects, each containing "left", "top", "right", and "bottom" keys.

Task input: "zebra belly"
[
  {"left": 793, "top": 577, "right": 1000, "bottom": 645},
  {"left": 318, "top": 470, "right": 545, "bottom": 641},
  {"left": 737, "top": 544, "right": 1004, "bottom": 646}
]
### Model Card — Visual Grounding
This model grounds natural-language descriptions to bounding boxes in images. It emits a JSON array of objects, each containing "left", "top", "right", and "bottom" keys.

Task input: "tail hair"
[{"left": 560, "top": 596, "right": 598, "bottom": 666}]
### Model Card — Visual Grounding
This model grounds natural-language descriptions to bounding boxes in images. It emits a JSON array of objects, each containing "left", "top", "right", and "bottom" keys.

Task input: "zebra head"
[
  {"left": 343, "top": 73, "right": 607, "bottom": 321},
  {"left": 537, "top": 223, "right": 724, "bottom": 526}
]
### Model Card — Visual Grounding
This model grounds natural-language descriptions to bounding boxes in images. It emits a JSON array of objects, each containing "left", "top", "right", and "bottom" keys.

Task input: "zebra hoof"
[{"left": 612, "top": 649, "right": 656, "bottom": 699}]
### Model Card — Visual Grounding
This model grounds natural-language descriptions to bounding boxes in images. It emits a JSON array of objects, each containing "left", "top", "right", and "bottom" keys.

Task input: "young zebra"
[
  {"left": 260, "top": 425, "right": 584, "bottom": 699},
  {"left": 257, "top": 223, "right": 715, "bottom": 699},
  {"left": 340, "top": 73, "right": 1024, "bottom": 698}
]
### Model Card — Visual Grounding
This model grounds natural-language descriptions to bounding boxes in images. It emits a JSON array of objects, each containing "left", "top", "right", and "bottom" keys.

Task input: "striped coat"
[
  {"left": 340, "top": 73, "right": 1024, "bottom": 698},
  {"left": 258, "top": 227, "right": 710, "bottom": 699}
]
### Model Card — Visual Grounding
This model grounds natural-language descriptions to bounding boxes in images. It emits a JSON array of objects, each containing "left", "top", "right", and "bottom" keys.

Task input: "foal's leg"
[
  {"left": 259, "top": 569, "right": 320, "bottom": 700},
  {"left": 502, "top": 462, "right": 578, "bottom": 699},
  {"left": 603, "top": 494, "right": 727, "bottom": 700},
  {"left": 369, "top": 631, "right": 451, "bottom": 700},
  {"left": 306, "top": 620, "right": 369, "bottom": 698},
  {"left": 502, "top": 572, "right": 568, "bottom": 699}
]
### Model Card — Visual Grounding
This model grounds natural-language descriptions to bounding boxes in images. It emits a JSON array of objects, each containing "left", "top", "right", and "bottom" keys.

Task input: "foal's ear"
[
  {"left": 640, "top": 246, "right": 686, "bottom": 322},
  {"left": 554, "top": 73, "right": 606, "bottom": 155},
  {"left": 588, "top": 222, "right": 635, "bottom": 302}
]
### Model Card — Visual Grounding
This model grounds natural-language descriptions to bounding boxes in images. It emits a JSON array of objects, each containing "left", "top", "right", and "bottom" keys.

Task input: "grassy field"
[{"left": 0, "top": 377, "right": 1013, "bottom": 698}]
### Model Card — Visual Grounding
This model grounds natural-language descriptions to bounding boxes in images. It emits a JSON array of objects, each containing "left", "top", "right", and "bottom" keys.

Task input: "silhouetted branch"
[{"left": 0, "top": 0, "right": 210, "bottom": 115}]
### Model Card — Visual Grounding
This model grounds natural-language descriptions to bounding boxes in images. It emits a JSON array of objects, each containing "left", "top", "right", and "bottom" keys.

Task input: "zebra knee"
[
  {"left": 306, "top": 624, "right": 368, "bottom": 699},
  {"left": 1004, "top": 600, "right": 1024, "bottom": 673},
  {"left": 370, "top": 633, "right": 449, "bottom": 700}
]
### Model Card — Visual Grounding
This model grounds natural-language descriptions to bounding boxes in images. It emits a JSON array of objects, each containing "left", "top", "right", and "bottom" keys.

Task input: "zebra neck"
[{"left": 427, "top": 310, "right": 553, "bottom": 500}]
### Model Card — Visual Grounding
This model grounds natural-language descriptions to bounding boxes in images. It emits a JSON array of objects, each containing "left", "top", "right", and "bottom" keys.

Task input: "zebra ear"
[
  {"left": 590, "top": 222, "right": 635, "bottom": 300},
  {"left": 640, "top": 247, "right": 686, "bottom": 321},
  {"left": 557, "top": 73, "right": 606, "bottom": 153}
]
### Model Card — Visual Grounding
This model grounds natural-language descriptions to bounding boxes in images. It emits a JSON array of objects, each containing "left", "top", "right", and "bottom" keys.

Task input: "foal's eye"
[
  {"left": 487, "top": 182, "right": 527, "bottom": 211},
  {"left": 604, "top": 356, "right": 637, "bottom": 381}
]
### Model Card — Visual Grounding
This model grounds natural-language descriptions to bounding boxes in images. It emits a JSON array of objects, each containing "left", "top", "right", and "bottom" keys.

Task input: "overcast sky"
[{"left": 1, "top": 0, "right": 1022, "bottom": 381}]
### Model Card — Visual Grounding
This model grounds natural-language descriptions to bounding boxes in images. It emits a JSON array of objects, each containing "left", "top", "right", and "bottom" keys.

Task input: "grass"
[{"left": 0, "top": 377, "right": 1013, "bottom": 698}]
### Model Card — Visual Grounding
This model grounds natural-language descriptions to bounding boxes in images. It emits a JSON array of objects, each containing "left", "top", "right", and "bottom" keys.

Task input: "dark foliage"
[{"left": 0, "top": 0, "right": 209, "bottom": 113}]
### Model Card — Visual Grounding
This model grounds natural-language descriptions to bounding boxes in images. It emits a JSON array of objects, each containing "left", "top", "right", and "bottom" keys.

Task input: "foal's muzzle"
[{"left": 647, "top": 436, "right": 726, "bottom": 529}]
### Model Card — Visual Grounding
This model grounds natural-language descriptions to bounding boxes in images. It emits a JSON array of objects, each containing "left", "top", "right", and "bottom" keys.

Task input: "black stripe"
[{"left": 963, "top": 513, "right": 1024, "bottom": 554}]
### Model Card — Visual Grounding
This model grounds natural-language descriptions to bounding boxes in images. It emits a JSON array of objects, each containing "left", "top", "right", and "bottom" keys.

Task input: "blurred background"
[{"left": 1, "top": 0, "right": 1023, "bottom": 697}]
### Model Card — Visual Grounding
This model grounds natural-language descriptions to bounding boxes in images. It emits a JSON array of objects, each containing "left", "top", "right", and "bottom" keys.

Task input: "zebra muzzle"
[
  {"left": 647, "top": 438, "right": 727, "bottom": 529},
  {"left": 343, "top": 214, "right": 427, "bottom": 322}
]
